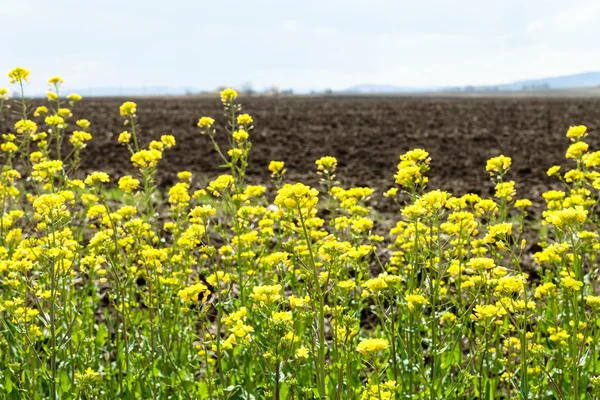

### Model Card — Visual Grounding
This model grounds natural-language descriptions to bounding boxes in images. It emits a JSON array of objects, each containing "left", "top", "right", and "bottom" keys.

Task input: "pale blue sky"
[{"left": 4, "top": 0, "right": 600, "bottom": 93}]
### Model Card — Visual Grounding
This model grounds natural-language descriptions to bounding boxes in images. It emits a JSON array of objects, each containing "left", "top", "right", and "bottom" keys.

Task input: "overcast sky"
[{"left": 4, "top": 0, "right": 600, "bottom": 93}]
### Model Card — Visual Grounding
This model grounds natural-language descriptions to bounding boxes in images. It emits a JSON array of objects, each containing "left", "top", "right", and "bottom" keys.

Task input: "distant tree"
[
  {"left": 281, "top": 89, "right": 294, "bottom": 95},
  {"left": 266, "top": 86, "right": 280, "bottom": 96},
  {"left": 241, "top": 81, "right": 255, "bottom": 96},
  {"left": 324, "top": 88, "right": 333, "bottom": 95}
]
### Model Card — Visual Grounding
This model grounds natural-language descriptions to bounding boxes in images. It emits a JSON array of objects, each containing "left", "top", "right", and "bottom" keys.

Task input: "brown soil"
[{"left": 3, "top": 95, "right": 600, "bottom": 211}]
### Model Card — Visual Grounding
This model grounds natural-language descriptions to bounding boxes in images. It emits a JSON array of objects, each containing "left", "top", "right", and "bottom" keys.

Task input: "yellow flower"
[
  {"left": 233, "top": 129, "right": 249, "bottom": 142},
  {"left": 547, "top": 165, "right": 561, "bottom": 176},
  {"left": 45, "top": 115, "right": 65, "bottom": 128},
  {"left": 119, "top": 101, "right": 137, "bottom": 117},
  {"left": 356, "top": 338, "right": 388, "bottom": 355},
  {"left": 131, "top": 149, "right": 162, "bottom": 169},
  {"left": 566, "top": 141, "right": 589, "bottom": 159},
  {"left": 15, "top": 120, "right": 37, "bottom": 135},
  {"left": 197, "top": 116, "right": 215, "bottom": 130},
  {"left": 34, "top": 106, "right": 48, "bottom": 117},
  {"left": 220, "top": 88, "right": 238, "bottom": 104},
  {"left": 237, "top": 113, "right": 253, "bottom": 125},
  {"left": 406, "top": 292, "right": 429, "bottom": 310},
  {"left": 47, "top": 76, "right": 64, "bottom": 86},
  {"left": 514, "top": 199, "right": 532, "bottom": 209},
  {"left": 0, "top": 87, "right": 9, "bottom": 100},
  {"left": 68, "top": 93, "right": 82, "bottom": 102},
  {"left": 178, "top": 282, "right": 210, "bottom": 302},
  {"left": 268, "top": 160, "right": 286, "bottom": 176},
  {"left": 296, "top": 346, "right": 310, "bottom": 359},
  {"left": 274, "top": 183, "right": 319, "bottom": 213},
  {"left": 250, "top": 284, "right": 282, "bottom": 304},
  {"left": 562, "top": 275, "right": 583, "bottom": 291},
  {"left": 161, "top": 134, "right": 176, "bottom": 148},
  {"left": 486, "top": 155, "right": 511, "bottom": 175},
  {"left": 471, "top": 304, "right": 506, "bottom": 322},
  {"left": 206, "top": 271, "right": 231, "bottom": 287},
  {"left": 544, "top": 206, "right": 587, "bottom": 228},
  {"left": 289, "top": 295, "right": 311, "bottom": 308},
  {"left": 8, "top": 66, "right": 30, "bottom": 84},
  {"left": 384, "top": 187, "right": 398, "bottom": 198},
  {"left": 495, "top": 181, "right": 516, "bottom": 201},
  {"left": 566, "top": 125, "right": 587, "bottom": 140},
  {"left": 85, "top": 172, "right": 110, "bottom": 186},
  {"left": 315, "top": 156, "right": 338, "bottom": 173},
  {"left": 207, "top": 174, "right": 235, "bottom": 197},
  {"left": 118, "top": 176, "right": 139, "bottom": 193},
  {"left": 118, "top": 131, "right": 131, "bottom": 144}
]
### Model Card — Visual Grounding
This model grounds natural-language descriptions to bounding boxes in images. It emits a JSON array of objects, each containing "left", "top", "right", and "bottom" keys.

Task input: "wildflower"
[
  {"left": 15, "top": 120, "right": 38, "bottom": 135},
  {"left": 161, "top": 135, "right": 176, "bottom": 148},
  {"left": 131, "top": 149, "right": 162, "bottom": 169},
  {"left": 361, "top": 380, "right": 397, "bottom": 400},
  {"left": 395, "top": 149, "right": 430, "bottom": 189},
  {"left": 207, "top": 174, "right": 235, "bottom": 197},
  {"left": 495, "top": 181, "right": 516, "bottom": 201},
  {"left": 118, "top": 175, "right": 140, "bottom": 193},
  {"left": 119, "top": 101, "right": 137, "bottom": 117},
  {"left": 250, "top": 284, "right": 282, "bottom": 304},
  {"left": 34, "top": 106, "right": 49, "bottom": 117},
  {"left": 289, "top": 295, "right": 311, "bottom": 308},
  {"left": 535, "top": 282, "right": 556, "bottom": 299},
  {"left": 274, "top": 183, "right": 319, "bottom": 213},
  {"left": 0, "top": 87, "right": 9, "bottom": 100},
  {"left": 514, "top": 199, "right": 532, "bottom": 209},
  {"left": 237, "top": 113, "right": 253, "bottom": 125},
  {"left": 233, "top": 129, "right": 249, "bottom": 142},
  {"left": 84, "top": 172, "right": 110, "bottom": 186},
  {"left": 566, "top": 141, "right": 589, "bottom": 159},
  {"left": 45, "top": 115, "right": 65, "bottom": 128},
  {"left": 384, "top": 187, "right": 398, "bottom": 198},
  {"left": 544, "top": 206, "right": 587, "bottom": 228},
  {"left": 220, "top": 88, "right": 238, "bottom": 104},
  {"left": 315, "top": 156, "right": 337, "bottom": 173},
  {"left": 296, "top": 346, "right": 310, "bottom": 359},
  {"left": 68, "top": 93, "right": 82, "bottom": 102},
  {"left": 197, "top": 116, "right": 215, "bottom": 130},
  {"left": 269, "top": 160, "right": 286, "bottom": 176},
  {"left": 471, "top": 304, "right": 506, "bottom": 322},
  {"left": 178, "top": 282, "right": 210, "bottom": 302},
  {"left": 75, "top": 367, "right": 101, "bottom": 385},
  {"left": 547, "top": 166, "right": 561, "bottom": 176},
  {"left": 406, "top": 292, "right": 429, "bottom": 310},
  {"left": 47, "top": 76, "right": 64, "bottom": 86},
  {"left": 70, "top": 131, "right": 92, "bottom": 149},
  {"left": 178, "top": 171, "right": 192, "bottom": 182},
  {"left": 356, "top": 338, "right": 388, "bottom": 355},
  {"left": 8, "top": 66, "right": 30, "bottom": 84},
  {"left": 467, "top": 257, "right": 495, "bottom": 271},
  {"left": 206, "top": 271, "right": 231, "bottom": 287},
  {"left": 562, "top": 275, "right": 583, "bottom": 291},
  {"left": 486, "top": 155, "right": 511, "bottom": 176},
  {"left": 566, "top": 125, "right": 587, "bottom": 140},
  {"left": 118, "top": 131, "right": 131, "bottom": 144},
  {"left": 586, "top": 295, "right": 600, "bottom": 311}
]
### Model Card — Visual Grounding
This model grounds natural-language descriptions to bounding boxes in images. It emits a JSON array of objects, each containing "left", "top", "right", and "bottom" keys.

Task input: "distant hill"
[
  {"left": 493, "top": 72, "right": 600, "bottom": 91},
  {"left": 345, "top": 84, "right": 434, "bottom": 94},
  {"left": 344, "top": 72, "right": 600, "bottom": 94}
]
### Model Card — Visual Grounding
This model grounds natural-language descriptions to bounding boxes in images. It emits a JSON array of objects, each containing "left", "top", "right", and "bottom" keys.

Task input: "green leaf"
[{"left": 5, "top": 375, "right": 13, "bottom": 394}]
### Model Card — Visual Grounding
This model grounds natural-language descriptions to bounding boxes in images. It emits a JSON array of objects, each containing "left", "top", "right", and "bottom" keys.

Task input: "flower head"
[{"left": 8, "top": 67, "right": 30, "bottom": 84}]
